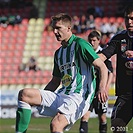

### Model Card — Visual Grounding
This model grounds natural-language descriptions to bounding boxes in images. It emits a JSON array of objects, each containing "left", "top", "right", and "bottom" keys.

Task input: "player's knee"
[
  {"left": 18, "top": 89, "right": 30, "bottom": 102},
  {"left": 81, "top": 111, "right": 90, "bottom": 121},
  {"left": 50, "top": 120, "right": 60, "bottom": 132}
]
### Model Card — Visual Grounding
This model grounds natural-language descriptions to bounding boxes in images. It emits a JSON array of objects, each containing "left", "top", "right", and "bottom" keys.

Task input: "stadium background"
[{"left": 0, "top": 0, "right": 132, "bottom": 119}]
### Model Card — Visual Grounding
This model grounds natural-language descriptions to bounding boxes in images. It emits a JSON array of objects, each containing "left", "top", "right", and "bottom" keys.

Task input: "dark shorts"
[
  {"left": 111, "top": 95, "right": 132, "bottom": 125},
  {"left": 89, "top": 97, "right": 108, "bottom": 114}
]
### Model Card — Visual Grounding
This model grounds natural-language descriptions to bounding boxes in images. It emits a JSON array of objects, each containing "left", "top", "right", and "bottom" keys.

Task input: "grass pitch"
[{"left": 0, "top": 117, "right": 133, "bottom": 133}]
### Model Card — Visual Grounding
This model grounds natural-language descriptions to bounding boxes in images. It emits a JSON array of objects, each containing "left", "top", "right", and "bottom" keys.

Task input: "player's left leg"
[
  {"left": 79, "top": 99, "right": 94, "bottom": 133},
  {"left": 79, "top": 110, "right": 91, "bottom": 133}
]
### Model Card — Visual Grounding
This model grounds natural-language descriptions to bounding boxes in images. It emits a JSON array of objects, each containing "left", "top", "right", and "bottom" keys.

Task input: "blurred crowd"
[{"left": 71, "top": 14, "right": 125, "bottom": 35}]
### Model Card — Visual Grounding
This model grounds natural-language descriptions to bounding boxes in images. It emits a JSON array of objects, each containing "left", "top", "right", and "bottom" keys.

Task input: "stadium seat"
[
  {"left": 21, "top": 19, "right": 29, "bottom": 25},
  {"left": 1, "top": 84, "right": 9, "bottom": 90},
  {"left": 33, "top": 31, "right": 42, "bottom": 38},
  {"left": 27, "top": 31, "right": 34, "bottom": 38},
  {"left": 19, "top": 25, "right": 28, "bottom": 32},
  {"left": 44, "top": 18, "right": 51, "bottom": 25},
  {"left": 109, "top": 17, "right": 116, "bottom": 23},
  {"left": 13, "top": 25, "right": 19, "bottom": 31},
  {"left": 14, "top": 50, "right": 23, "bottom": 57},
  {"left": 1, "top": 78, "right": 9, "bottom": 85},
  {"left": 24, "top": 44, "right": 32, "bottom": 51},
  {"left": 16, "top": 84, "right": 25, "bottom": 90},
  {"left": 32, "top": 38, "right": 41, "bottom": 44},
  {"left": 25, "top": 78, "right": 34, "bottom": 84},
  {"left": 102, "top": 17, "right": 109, "bottom": 24},
  {"left": 116, "top": 17, "right": 124, "bottom": 24},
  {"left": 23, "top": 51, "right": 31, "bottom": 58},
  {"left": 34, "top": 78, "right": 43, "bottom": 84},
  {"left": 30, "top": 50, "right": 39, "bottom": 57},
  {"left": 25, "top": 38, "right": 33, "bottom": 44},
  {"left": 3, "top": 64, "right": 12, "bottom": 71},
  {"left": 32, "top": 44, "right": 40, "bottom": 51},
  {"left": 10, "top": 71, "right": 19, "bottom": 78},
  {"left": 43, "top": 64, "right": 53, "bottom": 71},
  {"left": 24, "top": 84, "right": 33, "bottom": 88},
  {"left": 28, "top": 25, "right": 35, "bottom": 32},
  {"left": 29, "top": 18, "right": 36, "bottom": 25},
  {"left": 22, "top": 57, "right": 30, "bottom": 64},
  {"left": 19, "top": 71, "right": 27, "bottom": 78},
  {"left": 1, "top": 45, "right": 8, "bottom": 50},
  {"left": 35, "top": 25, "right": 44, "bottom": 32},
  {"left": 8, "top": 84, "right": 17, "bottom": 90},
  {"left": 36, "top": 18, "right": 44, "bottom": 25},
  {"left": 37, "top": 56, "right": 45, "bottom": 64},
  {"left": 17, "top": 78, "right": 25, "bottom": 84},
  {"left": 17, "top": 38, "right": 25, "bottom": 44},
  {"left": 32, "top": 84, "right": 41, "bottom": 89},
  {"left": 12, "top": 55, "right": 21, "bottom": 63},
  {"left": 6, "top": 25, "right": 13, "bottom": 31},
  {"left": 10, "top": 31, "right": 18, "bottom": 38},
  {"left": 18, "top": 31, "right": 26, "bottom": 38}
]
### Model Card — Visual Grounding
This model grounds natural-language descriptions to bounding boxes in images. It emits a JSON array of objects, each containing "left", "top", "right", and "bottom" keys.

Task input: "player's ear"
[{"left": 67, "top": 26, "right": 71, "bottom": 31}]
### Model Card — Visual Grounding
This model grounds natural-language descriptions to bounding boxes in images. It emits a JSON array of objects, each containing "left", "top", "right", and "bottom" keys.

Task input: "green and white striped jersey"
[{"left": 53, "top": 34, "right": 99, "bottom": 100}]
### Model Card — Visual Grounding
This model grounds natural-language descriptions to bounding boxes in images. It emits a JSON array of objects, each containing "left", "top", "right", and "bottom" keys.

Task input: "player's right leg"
[
  {"left": 95, "top": 98, "right": 108, "bottom": 133},
  {"left": 16, "top": 88, "right": 42, "bottom": 133},
  {"left": 98, "top": 113, "right": 107, "bottom": 133}
]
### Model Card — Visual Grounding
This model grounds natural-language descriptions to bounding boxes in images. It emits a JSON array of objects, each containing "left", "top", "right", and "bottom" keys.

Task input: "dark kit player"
[{"left": 99, "top": 4, "right": 133, "bottom": 133}]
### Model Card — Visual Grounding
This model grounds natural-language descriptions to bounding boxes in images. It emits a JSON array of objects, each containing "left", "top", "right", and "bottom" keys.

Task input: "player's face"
[
  {"left": 52, "top": 20, "right": 70, "bottom": 42},
  {"left": 125, "top": 11, "right": 133, "bottom": 34},
  {"left": 88, "top": 37, "right": 100, "bottom": 51}
]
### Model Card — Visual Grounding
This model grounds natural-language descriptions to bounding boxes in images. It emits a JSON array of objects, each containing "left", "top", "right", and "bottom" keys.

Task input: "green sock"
[{"left": 16, "top": 108, "right": 31, "bottom": 133}]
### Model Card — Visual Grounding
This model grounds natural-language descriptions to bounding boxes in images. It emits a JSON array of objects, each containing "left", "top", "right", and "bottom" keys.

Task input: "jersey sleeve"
[
  {"left": 77, "top": 38, "right": 99, "bottom": 64},
  {"left": 102, "top": 35, "right": 118, "bottom": 59}
]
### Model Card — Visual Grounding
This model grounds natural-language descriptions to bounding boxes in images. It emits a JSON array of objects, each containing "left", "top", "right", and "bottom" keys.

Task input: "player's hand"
[
  {"left": 125, "top": 50, "right": 133, "bottom": 58},
  {"left": 97, "top": 89, "right": 108, "bottom": 103}
]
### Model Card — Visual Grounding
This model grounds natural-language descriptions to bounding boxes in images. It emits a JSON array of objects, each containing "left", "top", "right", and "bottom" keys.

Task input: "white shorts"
[{"left": 37, "top": 90, "right": 90, "bottom": 130}]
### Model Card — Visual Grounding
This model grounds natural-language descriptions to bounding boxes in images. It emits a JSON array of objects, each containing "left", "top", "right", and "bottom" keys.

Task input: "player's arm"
[
  {"left": 98, "top": 53, "right": 107, "bottom": 62},
  {"left": 105, "top": 60, "right": 114, "bottom": 93},
  {"left": 106, "top": 71, "right": 113, "bottom": 93},
  {"left": 92, "top": 58, "right": 108, "bottom": 103},
  {"left": 125, "top": 50, "right": 133, "bottom": 58},
  {"left": 44, "top": 76, "right": 61, "bottom": 92}
]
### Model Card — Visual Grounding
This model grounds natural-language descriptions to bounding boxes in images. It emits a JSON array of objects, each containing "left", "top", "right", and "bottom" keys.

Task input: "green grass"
[{"left": 0, "top": 117, "right": 133, "bottom": 133}]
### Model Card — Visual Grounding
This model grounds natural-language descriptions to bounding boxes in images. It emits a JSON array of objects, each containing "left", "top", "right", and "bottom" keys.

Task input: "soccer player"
[
  {"left": 79, "top": 30, "right": 113, "bottom": 133},
  {"left": 15, "top": 13, "right": 108, "bottom": 133},
  {"left": 98, "top": 4, "right": 133, "bottom": 133}
]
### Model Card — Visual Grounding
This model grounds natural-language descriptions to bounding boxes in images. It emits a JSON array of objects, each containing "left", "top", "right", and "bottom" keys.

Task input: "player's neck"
[{"left": 128, "top": 31, "right": 133, "bottom": 38}]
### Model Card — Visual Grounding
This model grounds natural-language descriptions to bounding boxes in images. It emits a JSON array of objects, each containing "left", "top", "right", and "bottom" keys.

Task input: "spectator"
[
  {"left": 25, "top": 56, "right": 41, "bottom": 72},
  {"left": 72, "top": 15, "right": 81, "bottom": 34},
  {"left": 86, "top": 14, "right": 95, "bottom": 30},
  {"left": 100, "top": 17, "right": 111, "bottom": 34},
  {"left": 79, "top": 14, "right": 88, "bottom": 33},
  {"left": 18, "top": 56, "right": 41, "bottom": 72}
]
